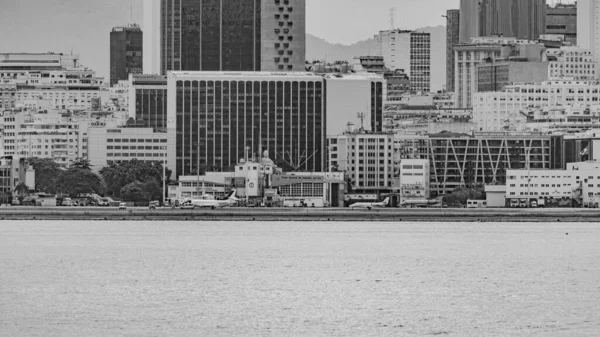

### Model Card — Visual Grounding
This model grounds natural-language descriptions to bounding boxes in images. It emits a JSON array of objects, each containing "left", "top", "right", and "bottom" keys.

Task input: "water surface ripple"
[{"left": 1, "top": 221, "right": 599, "bottom": 336}]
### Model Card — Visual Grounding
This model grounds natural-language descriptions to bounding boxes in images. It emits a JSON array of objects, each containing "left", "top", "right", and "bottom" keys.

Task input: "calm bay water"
[{"left": 1, "top": 220, "right": 599, "bottom": 337}]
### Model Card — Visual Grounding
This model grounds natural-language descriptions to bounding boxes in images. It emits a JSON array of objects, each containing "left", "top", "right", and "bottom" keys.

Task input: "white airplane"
[
  {"left": 349, "top": 197, "right": 390, "bottom": 210},
  {"left": 400, "top": 199, "right": 442, "bottom": 208},
  {"left": 191, "top": 190, "right": 239, "bottom": 209}
]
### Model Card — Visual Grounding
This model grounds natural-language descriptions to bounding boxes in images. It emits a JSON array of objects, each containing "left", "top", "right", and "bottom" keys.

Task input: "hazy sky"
[{"left": 0, "top": 0, "right": 467, "bottom": 79}]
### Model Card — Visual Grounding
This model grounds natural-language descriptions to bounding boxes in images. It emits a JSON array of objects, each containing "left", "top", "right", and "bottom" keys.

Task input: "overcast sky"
[{"left": 0, "top": 0, "right": 573, "bottom": 79}]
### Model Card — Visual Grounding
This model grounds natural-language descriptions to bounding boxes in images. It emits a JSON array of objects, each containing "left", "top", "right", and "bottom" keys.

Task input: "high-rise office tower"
[
  {"left": 459, "top": 0, "right": 546, "bottom": 43},
  {"left": 167, "top": 72, "right": 325, "bottom": 177},
  {"left": 110, "top": 25, "right": 143, "bottom": 86},
  {"left": 158, "top": 0, "right": 305, "bottom": 74},
  {"left": 377, "top": 30, "right": 431, "bottom": 92},
  {"left": 446, "top": 9, "right": 460, "bottom": 92},
  {"left": 546, "top": 3, "right": 577, "bottom": 45},
  {"left": 578, "top": 0, "right": 600, "bottom": 61}
]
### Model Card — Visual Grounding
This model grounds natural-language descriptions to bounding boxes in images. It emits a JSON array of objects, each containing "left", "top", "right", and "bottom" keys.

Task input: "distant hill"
[{"left": 306, "top": 25, "right": 446, "bottom": 92}]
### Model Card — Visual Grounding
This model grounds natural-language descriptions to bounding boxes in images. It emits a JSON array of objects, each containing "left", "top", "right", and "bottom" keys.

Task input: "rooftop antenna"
[
  {"left": 357, "top": 112, "right": 366, "bottom": 131},
  {"left": 390, "top": 8, "right": 396, "bottom": 30}
]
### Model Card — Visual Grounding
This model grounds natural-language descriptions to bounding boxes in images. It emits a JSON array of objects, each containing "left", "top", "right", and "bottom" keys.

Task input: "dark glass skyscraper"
[
  {"left": 446, "top": 9, "right": 460, "bottom": 92},
  {"left": 459, "top": 0, "right": 546, "bottom": 43},
  {"left": 161, "top": 0, "right": 261, "bottom": 73},
  {"left": 110, "top": 25, "right": 143, "bottom": 86},
  {"left": 159, "top": 0, "right": 305, "bottom": 74}
]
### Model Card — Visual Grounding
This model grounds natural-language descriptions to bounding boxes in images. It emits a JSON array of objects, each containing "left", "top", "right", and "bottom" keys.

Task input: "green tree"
[
  {"left": 14, "top": 182, "right": 30, "bottom": 197},
  {"left": 70, "top": 158, "right": 92, "bottom": 170},
  {"left": 443, "top": 187, "right": 485, "bottom": 207},
  {"left": 100, "top": 159, "right": 171, "bottom": 197},
  {"left": 27, "top": 157, "right": 62, "bottom": 194},
  {"left": 119, "top": 179, "right": 162, "bottom": 202},
  {"left": 56, "top": 168, "right": 105, "bottom": 198}
]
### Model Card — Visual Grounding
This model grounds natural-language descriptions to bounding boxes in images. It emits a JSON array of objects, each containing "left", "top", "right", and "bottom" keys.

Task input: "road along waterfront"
[{"left": 0, "top": 207, "right": 598, "bottom": 222}]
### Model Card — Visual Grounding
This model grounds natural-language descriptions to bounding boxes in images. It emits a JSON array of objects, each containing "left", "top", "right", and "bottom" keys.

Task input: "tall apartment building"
[
  {"left": 167, "top": 71, "right": 325, "bottom": 177},
  {"left": 129, "top": 74, "right": 168, "bottom": 131},
  {"left": 446, "top": 9, "right": 460, "bottom": 92},
  {"left": 327, "top": 131, "right": 395, "bottom": 193},
  {"left": 546, "top": 3, "right": 577, "bottom": 45},
  {"left": 459, "top": 0, "right": 546, "bottom": 43},
  {"left": 110, "top": 24, "right": 143, "bottom": 86},
  {"left": 157, "top": 0, "right": 305, "bottom": 74},
  {"left": 143, "top": 1, "right": 161, "bottom": 74},
  {"left": 377, "top": 30, "right": 430, "bottom": 92},
  {"left": 578, "top": 0, "right": 600, "bottom": 61}
]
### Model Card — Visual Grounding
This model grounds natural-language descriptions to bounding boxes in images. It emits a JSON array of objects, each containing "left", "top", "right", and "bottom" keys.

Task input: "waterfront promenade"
[{"left": 0, "top": 206, "right": 597, "bottom": 222}]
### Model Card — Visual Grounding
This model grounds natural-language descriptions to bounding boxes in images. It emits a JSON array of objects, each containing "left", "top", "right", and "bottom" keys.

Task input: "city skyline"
[{"left": 1, "top": 0, "right": 464, "bottom": 80}]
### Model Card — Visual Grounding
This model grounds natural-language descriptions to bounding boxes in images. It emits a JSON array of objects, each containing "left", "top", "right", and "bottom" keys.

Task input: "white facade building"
[
  {"left": 577, "top": 0, "right": 600, "bottom": 62},
  {"left": 506, "top": 161, "right": 600, "bottom": 208},
  {"left": 87, "top": 127, "right": 168, "bottom": 172},
  {"left": 473, "top": 80, "right": 600, "bottom": 131},
  {"left": 376, "top": 30, "right": 431, "bottom": 92},
  {"left": 2, "top": 112, "right": 85, "bottom": 165},
  {"left": 546, "top": 47, "right": 599, "bottom": 80},
  {"left": 328, "top": 131, "right": 394, "bottom": 192},
  {"left": 399, "top": 159, "right": 430, "bottom": 201}
]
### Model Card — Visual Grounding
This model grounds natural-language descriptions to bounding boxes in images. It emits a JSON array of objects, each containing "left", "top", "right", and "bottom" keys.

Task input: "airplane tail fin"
[
  {"left": 383, "top": 197, "right": 390, "bottom": 205},
  {"left": 228, "top": 190, "right": 239, "bottom": 201}
]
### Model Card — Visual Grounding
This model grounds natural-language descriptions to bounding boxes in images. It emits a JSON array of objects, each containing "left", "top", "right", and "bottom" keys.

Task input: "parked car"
[
  {"left": 180, "top": 202, "right": 195, "bottom": 210},
  {"left": 118, "top": 202, "right": 127, "bottom": 210},
  {"left": 149, "top": 201, "right": 160, "bottom": 209}
]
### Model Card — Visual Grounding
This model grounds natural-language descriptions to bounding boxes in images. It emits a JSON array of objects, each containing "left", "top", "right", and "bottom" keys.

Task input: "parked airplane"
[
  {"left": 349, "top": 197, "right": 390, "bottom": 210},
  {"left": 400, "top": 199, "right": 442, "bottom": 208},
  {"left": 190, "top": 190, "right": 239, "bottom": 209}
]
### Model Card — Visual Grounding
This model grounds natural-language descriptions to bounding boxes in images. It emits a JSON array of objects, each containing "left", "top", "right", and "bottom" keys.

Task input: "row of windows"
[{"left": 107, "top": 138, "right": 167, "bottom": 143}]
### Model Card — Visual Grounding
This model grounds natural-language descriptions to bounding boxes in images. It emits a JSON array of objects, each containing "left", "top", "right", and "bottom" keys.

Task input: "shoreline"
[{"left": 0, "top": 207, "right": 596, "bottom": 222}]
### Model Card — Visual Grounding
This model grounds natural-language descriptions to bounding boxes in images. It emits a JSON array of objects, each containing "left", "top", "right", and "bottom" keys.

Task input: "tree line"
[{"left": 22, "top": 158, "right": 172, "bottom": 203}]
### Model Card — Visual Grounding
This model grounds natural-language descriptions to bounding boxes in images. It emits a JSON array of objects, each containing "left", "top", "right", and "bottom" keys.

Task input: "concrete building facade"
[
  {"left": 546, "top": 47, "right": 598, "bottom": 80},
  {"left": 577, "top": 0, "right": 600, "bottom": 62},
  {"left": 376, "top": 29, "right": 431, "bottom": 92},
  {"left": 473, "top": 80, "right": 600, "bottom": 131},
  {"left": 87, "top": 127, "right": 168, "bottom": 172},
  {"left": 328, "top": 131, "right": 394, "bottom": 194}
]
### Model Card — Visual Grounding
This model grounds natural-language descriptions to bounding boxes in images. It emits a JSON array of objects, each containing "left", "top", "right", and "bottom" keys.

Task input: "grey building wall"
[{"left": 261, "top": 0, "right": 306, "bottom": 72}]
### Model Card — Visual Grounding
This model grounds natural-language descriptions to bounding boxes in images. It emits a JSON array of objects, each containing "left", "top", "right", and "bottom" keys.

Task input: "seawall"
[{"left": 0, "top": 207, "right": 598, "bottom": 222}]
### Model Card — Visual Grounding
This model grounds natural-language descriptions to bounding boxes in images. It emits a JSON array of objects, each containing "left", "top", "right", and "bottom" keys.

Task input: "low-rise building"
[
  {"left": 170, "top": 151, "right": 345, "bottom": 207},
  {"left": 328, "top": 130, "right": 395, "bottom": 195},
  {"left": 506, "top": 161, "right": 600, "bottom": 208},
  {"left": 398, "top": 159, "right": 430, "bottom": 202},
  {"left": 87, "top": 127, "right": 168, "bottom": 171}
]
